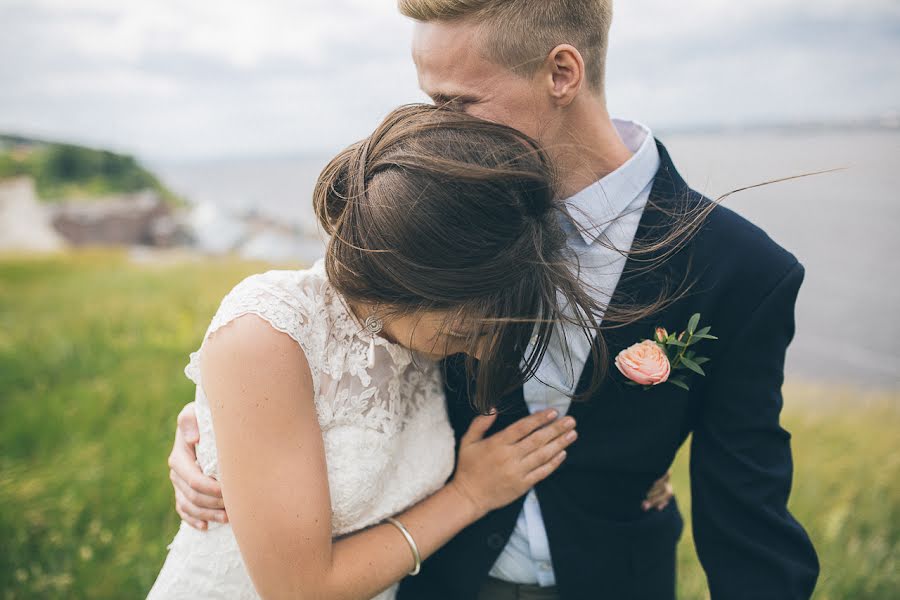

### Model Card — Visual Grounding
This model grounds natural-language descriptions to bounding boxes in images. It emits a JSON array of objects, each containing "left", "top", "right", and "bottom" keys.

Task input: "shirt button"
[
  {"left": 539, "top": 561, "right": 552, "bottom": 571},
  {"left": 530, "top": 334, "right": 538, "bottom": 346},
  {"left": 486, "top": 533, "right": 506, "bottom": 550}
]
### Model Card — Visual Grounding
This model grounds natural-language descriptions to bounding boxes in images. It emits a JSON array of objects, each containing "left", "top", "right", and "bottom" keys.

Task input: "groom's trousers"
[{"left": 476, "top": 577, "right": 560, "bottom": 600}]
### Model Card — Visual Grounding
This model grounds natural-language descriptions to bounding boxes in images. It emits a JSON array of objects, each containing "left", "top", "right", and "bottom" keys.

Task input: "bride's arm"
[{"left": 201, "top": 314, "right": 575, "bottom": 600}]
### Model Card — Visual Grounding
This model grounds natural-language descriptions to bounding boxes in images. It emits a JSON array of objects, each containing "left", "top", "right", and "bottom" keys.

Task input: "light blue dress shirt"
[{"left": 487, "top": 119, "right": 661, "bottom": 587}]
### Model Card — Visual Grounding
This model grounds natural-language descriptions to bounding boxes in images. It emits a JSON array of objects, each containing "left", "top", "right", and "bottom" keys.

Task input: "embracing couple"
[{"left": 148, "top": 1, "right": 819, "bottom": 599}]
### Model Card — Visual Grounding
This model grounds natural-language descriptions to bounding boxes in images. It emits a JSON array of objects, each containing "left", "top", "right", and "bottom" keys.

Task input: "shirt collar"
[{"left": 563, "top": 119, "right": 660, "bottom": 245}]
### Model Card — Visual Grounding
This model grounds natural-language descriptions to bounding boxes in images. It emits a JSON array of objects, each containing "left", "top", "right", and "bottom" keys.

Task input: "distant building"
[
  {"left": 0, "top": 175, "right": 192, "bottom": 250},
  {"left": 51, "top": 190, "right": 189, "bottom": 247},
  {"left": 0, "top": 177, "right": 66, "bottom": 252}
]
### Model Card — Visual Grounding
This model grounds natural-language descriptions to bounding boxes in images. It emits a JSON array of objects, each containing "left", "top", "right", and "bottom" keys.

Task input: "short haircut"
[{"left": 399, "top": 0, "right": 614, "bottom": 91}]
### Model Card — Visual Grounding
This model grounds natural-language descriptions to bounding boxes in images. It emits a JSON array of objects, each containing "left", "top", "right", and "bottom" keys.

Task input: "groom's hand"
[{"left": 167, "top": 401, "right": 228, "bottom": 529}]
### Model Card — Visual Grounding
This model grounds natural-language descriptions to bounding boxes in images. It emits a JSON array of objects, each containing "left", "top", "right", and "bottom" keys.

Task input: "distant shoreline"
[
  {"left": 5, "top": 117, "right": 898, "bottom": 167},
  {"left": 656, "top": 117, "right": 900, "bottom": 138}
]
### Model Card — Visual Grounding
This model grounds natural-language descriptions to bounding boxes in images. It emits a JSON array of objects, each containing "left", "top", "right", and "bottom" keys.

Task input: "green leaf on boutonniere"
[
  {"left": 687, "top": 313, "right": 701, "bottom": 335},
  {"left": 627, "top": 314, "right": 717, "bottom": 392},
  {"left": 669, "top": 377, "right": 690, "bottom": 391},
  {"left": 680, "top": 356, "right": 706, "bottom": 376}
]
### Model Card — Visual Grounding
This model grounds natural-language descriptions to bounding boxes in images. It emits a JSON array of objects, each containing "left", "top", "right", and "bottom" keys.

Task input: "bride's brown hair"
[{"left": 313, "top": 104, "right": 698, "bottom": 413}]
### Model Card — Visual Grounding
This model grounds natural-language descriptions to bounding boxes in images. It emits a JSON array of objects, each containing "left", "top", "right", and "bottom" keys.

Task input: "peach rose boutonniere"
[{"left": 615, "top": 313, "right": 717, "bottom": 391}]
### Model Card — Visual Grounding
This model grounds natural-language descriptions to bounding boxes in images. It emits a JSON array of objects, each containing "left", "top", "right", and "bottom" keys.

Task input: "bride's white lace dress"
[{"left": 147, "top": 260, "right": 456, "bottom": 600}]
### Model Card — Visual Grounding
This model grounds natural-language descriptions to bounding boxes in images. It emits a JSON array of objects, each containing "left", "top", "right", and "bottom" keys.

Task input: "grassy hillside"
[
  {"left": 0, "top": 136, "right": 181, "bottom": 206},
  {"left": 0, "top": 251, "right": 897, "bottom": 599}
]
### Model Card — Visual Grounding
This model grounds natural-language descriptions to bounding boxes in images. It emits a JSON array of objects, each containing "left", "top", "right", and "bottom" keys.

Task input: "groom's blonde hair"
[{"left": 399, "top": 0, "right": 614, "bottom": 91}]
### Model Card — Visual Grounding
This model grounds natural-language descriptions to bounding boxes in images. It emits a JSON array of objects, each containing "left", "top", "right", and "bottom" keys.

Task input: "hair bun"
[{"left": 313, "top": 142, "right": 365, "bottom": 234}]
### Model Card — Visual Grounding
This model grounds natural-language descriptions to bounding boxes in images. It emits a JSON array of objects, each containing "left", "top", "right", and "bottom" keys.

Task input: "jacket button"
[{"left": 486, "top": 533, "right": 506, "bottom": 550}]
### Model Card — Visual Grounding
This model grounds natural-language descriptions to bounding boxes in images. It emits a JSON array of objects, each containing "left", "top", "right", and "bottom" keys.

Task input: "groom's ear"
[{"left": 544, "top": 44, "right": 585, "bottom": 108}]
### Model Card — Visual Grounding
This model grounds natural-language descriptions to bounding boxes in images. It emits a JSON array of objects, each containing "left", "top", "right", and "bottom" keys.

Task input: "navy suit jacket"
[{"left": 398, "top": 142, "right": 819, "bottom": 600}]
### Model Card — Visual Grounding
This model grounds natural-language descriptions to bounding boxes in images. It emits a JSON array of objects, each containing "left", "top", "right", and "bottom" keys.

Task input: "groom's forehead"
[
  {"left": 412, "top": 22, "right": 497, "bottom": 99},
  {"left": 411, "top": 20, "right": 479, "bottom": 61}
]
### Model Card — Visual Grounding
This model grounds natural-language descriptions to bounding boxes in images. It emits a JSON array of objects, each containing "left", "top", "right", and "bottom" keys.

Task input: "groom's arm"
[
  {"left": 168, "top": 402, "right": 227, "bottom": 528},
  {"left": 689, "top": 261, "right": 818, "bottom": 599}
]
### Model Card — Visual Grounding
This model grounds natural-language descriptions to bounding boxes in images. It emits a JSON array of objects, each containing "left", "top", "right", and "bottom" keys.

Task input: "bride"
[{"left": 148, "top": 104, "right": 598, "bottom": 599}]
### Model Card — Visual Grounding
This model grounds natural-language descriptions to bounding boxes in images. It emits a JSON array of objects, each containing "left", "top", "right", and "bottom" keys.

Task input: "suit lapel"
[
  {"left": 568, "top": 141, "right": 696, "bottom": 421},
  {"left": 450, "top": 142, "right": 697, "bottom": 425}
]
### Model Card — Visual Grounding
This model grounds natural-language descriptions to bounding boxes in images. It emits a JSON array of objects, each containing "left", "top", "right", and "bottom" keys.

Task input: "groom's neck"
[{"left": 546, "top": 95, "right": 634, "bottom": 200}]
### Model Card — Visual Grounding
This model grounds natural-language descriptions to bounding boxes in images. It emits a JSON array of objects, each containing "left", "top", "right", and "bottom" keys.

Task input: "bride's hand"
[{"left": 449, "top": 408, "right": 576, "bottom": 517}]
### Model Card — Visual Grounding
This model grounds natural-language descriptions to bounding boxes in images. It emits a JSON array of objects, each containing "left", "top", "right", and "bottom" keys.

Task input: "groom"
[{"left": 167, "top": 1, "right": 819, "bottom": 598}]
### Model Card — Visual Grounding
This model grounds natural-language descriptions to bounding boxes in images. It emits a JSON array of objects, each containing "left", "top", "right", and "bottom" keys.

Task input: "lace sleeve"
[{"left": 184, "top": 271, "right": 324, "bottom": 400}]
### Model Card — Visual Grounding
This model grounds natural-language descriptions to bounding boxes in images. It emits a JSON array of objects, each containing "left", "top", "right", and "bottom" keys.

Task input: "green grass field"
[{"left": 1, "top": 251, "right": 897, "bottom": 599}]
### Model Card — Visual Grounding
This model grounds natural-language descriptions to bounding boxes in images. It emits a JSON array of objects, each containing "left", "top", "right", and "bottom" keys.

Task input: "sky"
[{"left": 1, "top": 0, "right": 898, "bottom": 160}]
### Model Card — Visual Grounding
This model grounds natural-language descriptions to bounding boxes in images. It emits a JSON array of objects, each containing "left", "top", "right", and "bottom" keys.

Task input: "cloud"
[
  {"left": 607, "top": 0, "right": 900, "bottom": 124},
  {"left": 0, "top": 0, "right": 421, "bottom": 158},
  {"left": 0, "top": 0, "right": 897, "bottom": 159}
]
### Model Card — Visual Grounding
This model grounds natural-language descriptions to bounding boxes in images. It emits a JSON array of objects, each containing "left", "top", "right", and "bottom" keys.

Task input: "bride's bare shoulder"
[
  {"left": 200, "top": 313, "right": 314, "bottom": 405},
  {"left": 206, "top": 311, "right": 301, "bottom": 350}
]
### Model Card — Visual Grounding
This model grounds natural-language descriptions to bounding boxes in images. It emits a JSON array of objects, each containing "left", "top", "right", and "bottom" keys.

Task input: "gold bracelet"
[{"left": 386, "top": 517, "right": 421, "bottom": 576}]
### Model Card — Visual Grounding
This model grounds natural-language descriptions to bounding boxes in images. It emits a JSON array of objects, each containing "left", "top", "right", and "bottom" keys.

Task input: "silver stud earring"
[{"left": 364, "top": 314, "right": 383, "bottom": 368}]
